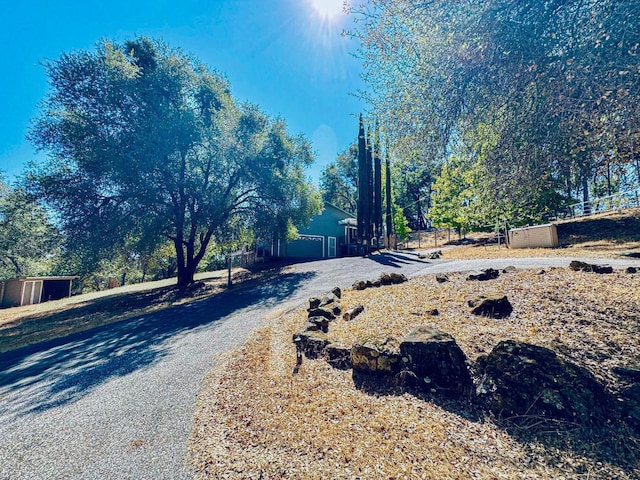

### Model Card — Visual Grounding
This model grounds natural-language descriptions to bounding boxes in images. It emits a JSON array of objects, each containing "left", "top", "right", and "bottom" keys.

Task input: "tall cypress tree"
[
  {"left": 373, "top": 120, "right": 382, "bottom": 245},
  {"left": 356, "top": 114, "right": 367, "bottom": 250},
  {"left": 385, "top": 140, "right": 393, "bottom": 248},
  {"left": 365, "top": 123, "right": 374, "bottom": 252}
]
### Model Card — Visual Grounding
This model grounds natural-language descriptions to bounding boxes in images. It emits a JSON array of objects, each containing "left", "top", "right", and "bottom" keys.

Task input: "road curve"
[{"left": 0, "top": 253, "right": 636, "bottom": 479}]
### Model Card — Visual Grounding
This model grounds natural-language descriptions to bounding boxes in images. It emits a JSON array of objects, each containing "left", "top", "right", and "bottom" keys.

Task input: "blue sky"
[{"left": 0, "top": 0, "right": 365, "bottom": 184}]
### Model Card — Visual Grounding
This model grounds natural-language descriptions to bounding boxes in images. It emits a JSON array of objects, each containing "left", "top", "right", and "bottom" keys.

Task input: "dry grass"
[
  {"left": 430, "top": 240, "right": 640, "bottom": 261},
  {"left": 189, "top": 268, "right": 640, "bottom": 479},
  {"left": 0, "top": 268, "right": 258, "bottom": 354}
]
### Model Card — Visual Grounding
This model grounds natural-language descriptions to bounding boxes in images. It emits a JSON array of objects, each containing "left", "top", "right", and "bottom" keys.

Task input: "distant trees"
[
  {"left": 319, "top": 143, "right": 358, "bottom": 213},
  {"left": 28, "top": 36, "right": 320, "bottom": 286},
  {"left": 0, "top": 177, "right": 60, "bottom": 279},
  {"left": 350, "top": 0, "right": 640, "bottom": 228}
]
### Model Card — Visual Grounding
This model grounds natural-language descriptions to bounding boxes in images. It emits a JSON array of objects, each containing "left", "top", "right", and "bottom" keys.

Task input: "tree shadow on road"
[
  {"left": 0, "top": 271, "right": 315, "bottom": 420},
  {"left": 366, "top": 252, "right": 431, "bottom": 268}
]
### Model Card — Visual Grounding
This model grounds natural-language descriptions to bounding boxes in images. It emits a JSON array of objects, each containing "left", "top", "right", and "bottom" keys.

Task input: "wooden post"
[{"left": 227, "top": 253, "right": 233, "bottom": 289}]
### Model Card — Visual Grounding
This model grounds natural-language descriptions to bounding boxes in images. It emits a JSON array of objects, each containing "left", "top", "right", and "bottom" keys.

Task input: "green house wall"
[{"left": 280, "top": 203, "right": 355, "bottom": 259}]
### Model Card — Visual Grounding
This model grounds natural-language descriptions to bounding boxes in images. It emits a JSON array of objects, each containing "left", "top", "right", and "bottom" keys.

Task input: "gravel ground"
[{"left": 0, "top": 253, "right": 636, "bottom": 480}]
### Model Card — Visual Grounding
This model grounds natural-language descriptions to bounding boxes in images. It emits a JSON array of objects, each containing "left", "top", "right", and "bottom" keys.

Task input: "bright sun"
[{"left": 309, "top": 0, "right": 345, "bottom": 20}]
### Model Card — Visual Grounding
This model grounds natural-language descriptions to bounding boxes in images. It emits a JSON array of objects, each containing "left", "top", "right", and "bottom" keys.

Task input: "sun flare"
[{"left": 309, "top": 0, "right": 345, "bottom": 20}]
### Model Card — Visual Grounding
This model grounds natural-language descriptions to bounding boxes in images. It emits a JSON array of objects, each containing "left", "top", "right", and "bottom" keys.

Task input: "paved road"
[{"left": 0, "top": 253, "right": 636, "bottom": 479}]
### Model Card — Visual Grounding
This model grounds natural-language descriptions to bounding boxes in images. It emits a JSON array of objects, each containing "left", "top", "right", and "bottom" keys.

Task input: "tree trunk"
[
  {"left": 582, "top": 175, "right": 590, "bottom": 215},
  {"left": 177, "top": 262, "right": 196, "bottom": 287}
]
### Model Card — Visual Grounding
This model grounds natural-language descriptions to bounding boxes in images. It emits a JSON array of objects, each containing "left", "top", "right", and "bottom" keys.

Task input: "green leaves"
[{"left": 28, "top": 36, "right": 319, "bottom": 286}]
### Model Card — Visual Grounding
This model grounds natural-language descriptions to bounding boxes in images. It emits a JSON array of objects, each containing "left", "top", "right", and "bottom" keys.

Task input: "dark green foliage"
[
  {"left": 28, "top": 36, "right": 320, "bottom": 286},
  {"left": 356, "top": 115, "right": 368, "bottom": 247},
  {"left": 0, "top": 178, "right": 61, "bottom": 279},
  {"left": 352, "top": 0, "right": 640, "bottom": 226},
  {"left": 385, "top": 147, "right": 393, "bottom": 243},
  {"left": 319, "top": 143, "right": 358, "bottom": 213},
  {"left": 373, "top": 121, "right": 383, "bottom": 242}
]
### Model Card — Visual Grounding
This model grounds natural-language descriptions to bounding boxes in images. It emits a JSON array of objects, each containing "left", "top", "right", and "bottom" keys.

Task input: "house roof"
[{"left": 324, "top": 201, "right": 356, "bottom": 219}]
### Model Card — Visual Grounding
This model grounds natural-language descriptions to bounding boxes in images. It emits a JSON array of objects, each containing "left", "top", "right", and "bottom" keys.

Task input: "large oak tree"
[{"left": 28, "top": 37, "right": 320, "bottom": 286}]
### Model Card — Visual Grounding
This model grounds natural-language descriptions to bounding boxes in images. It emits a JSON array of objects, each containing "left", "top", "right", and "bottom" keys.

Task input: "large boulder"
[
  {"left": 325, "top": 343, "right": 352, "bottom": 370},
  {"left": 399, "top": 326, "right": 472, "bottom": 396},
  {"left": 477, "top": 340, "right": 609, "bottom": 424},
  {"left": 468, "top": 294, "right": 513, "bottom": 318},
  {"left": 351, "top": 337, "right": 401, "bottom": 375}
]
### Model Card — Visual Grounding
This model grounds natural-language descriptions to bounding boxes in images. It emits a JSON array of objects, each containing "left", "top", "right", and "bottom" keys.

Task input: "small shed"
[
  {"left": 508, "top": 224, "right": 559, "bottom": 249},
  {"left": 277, "top": 202, "right": 357, "bottom": 259},
  {"left": 0, "top": 276, "right": 76, "bottom": 308}
]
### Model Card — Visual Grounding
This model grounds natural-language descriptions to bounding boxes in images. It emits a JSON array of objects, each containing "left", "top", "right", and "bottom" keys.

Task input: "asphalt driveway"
[{"left": 0, "top": 253, "right": 634, "bottom": 479}]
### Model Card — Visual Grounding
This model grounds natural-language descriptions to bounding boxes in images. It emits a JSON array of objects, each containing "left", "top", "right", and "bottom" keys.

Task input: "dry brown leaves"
[{"left": 189, "top": 268, "right": 640, "bottom": 479}]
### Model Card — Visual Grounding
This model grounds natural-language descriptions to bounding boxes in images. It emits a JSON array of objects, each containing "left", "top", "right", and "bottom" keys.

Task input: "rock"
[
  {"left": 352, "top": 280, "right": 369, "bottom": 291},
  {"left": 318, "top": 293, "right": 338, "bottom": 307},
  {"left": 399, "top": 326, "right": 472, "bottom": 396},
  {"left": 351, "top": 337, "right": 401, "bottom": 375},
  {"left": 343, "top": 303, "right": 365, "bottom": 321},
  {"left": 621, "top": 251, "right": 640, "bottom": 258},
  {"left": 569, "top": 261, "right": 613, "bottom": 274},
  {"left": 466, "top": 268, "right": 500, "bottom": 281},
  {"left": 626, "top": 266, "right": 638, "bottom": 274},
  {"left": 325, "top": 343, "right": 352, "bottom": 370},
  {"left": 307, "top": 307, "right": 336, "bottom": 321},
  {"left": 477, "top": 340, "right": 609, "bottom": 424},
  {"left": 435, "top": 273, "right": 449, "bottom": 283},
  {"left": 387, "top": 272, "right": 408, "bottom": 284},
  {"left": 307, "top": 316, "right": 330, "bottom": 333},
  {"left": 503, "top": 266, "right": 517, "bottom": 273},
  {"left": 394, "top": 370, "right": 421, "bottom": 388},
  {"left": 428, "top": 250, "right": 442, "bottom": 259},
  {"left": 468, "top": 295, "right": 513, "bottom": 318},
  {"left": 300, "top": 321, "right": 323, "bottom": 333},
  {"left": 537, "top": 269, "right": 546, "bottom": 275},
  {"left": 293, "top": 330, "right": 331, "bottom": 359},
  {"left": 426, "top": 308, "right": 439, "bottom": 316},
  {"left": 376, "top": 273, "right": 394, "bottom": 286},
  {"left": 331, "top": 286, "right": 342, "bottom": 299},
  {"left": 308, "top": 297, "right": 321, "bottom": 309},
  {"left": 352, "top": 274, "right": 406, "bottom": 291}
]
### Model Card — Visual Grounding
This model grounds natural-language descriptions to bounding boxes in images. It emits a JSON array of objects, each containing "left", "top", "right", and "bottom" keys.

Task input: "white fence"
[{"left": 558, "top": 186, "right": 640, "bottom": 219}]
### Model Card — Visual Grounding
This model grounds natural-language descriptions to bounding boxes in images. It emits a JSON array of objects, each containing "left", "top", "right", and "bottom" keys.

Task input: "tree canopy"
[
  {"left": 0, "top": 177, "right": 60, "bottom": 279},
  {"left": 319, "top": 142, "right": 358, "bottom": 213},
  {"left": 28, "top": 37, "right": 320, "bottom": 286},
  {"left": 350, "top": 0, "right": 640, "bottom": 227}
]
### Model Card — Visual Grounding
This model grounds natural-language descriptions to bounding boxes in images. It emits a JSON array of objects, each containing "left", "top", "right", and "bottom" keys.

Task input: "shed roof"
[{"left": 1, "top": 276, "right": 77, "bottom": 282}]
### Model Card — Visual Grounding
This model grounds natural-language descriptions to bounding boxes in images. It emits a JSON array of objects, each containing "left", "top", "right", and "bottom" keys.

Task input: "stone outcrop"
[
  {"left": 352, "top": 273, "right": 408, "bottom": 291},
  {"left": 466, "top": 268, "right": 500, "bottom": 281},
  {"left": 468, "top": 295, "right": 513, "bottom": 318},
  {"left": 476, "top": 340, "right": 609, "bottom": 424},
  {"left": 569, "top": 261, "right": 613, "bottom": 274},
  {"left": 399, "top": 326, "right": 472, "bottom": 396},
  {"left": 351, "top": 337, "right": 401, "bottom": 374}
]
